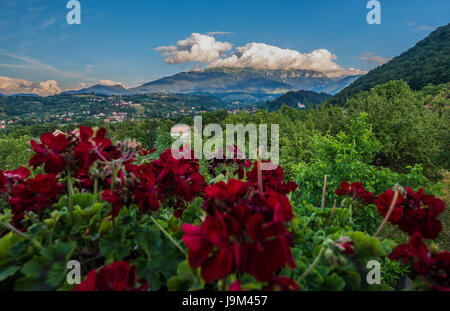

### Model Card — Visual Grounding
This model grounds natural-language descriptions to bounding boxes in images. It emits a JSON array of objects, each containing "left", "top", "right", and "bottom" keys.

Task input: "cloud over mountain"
[
  {"left": 0, "top": 76, "right": 61, "bottom": 96},
  {"left": 155, "top": 33, "right": 233, "bottom": 64},
  {"left": 156, "top": 33, "right": 364, "bottom": 77}
]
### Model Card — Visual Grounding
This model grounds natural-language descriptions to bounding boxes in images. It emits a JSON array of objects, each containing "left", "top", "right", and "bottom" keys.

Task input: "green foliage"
[
  {"left": 263, "top": 91, "right": 332, "bottom": 111},
  {"left": 135, "top": 228, "right": 185, "bottom": 290},
  {"left": 292, "top": 112, "right": 433, "bottom": 209},
  {"left": 14, "top": 241, "right": 76, "bottom": 291},
  {"left": 288, "top": 204, "right": 401, "bottom": 291},
  {"left": 167, "top": 260, "right": 204, "bottom": 291},
  {"left": 0, "top": 135, "right": 33, "bottom": 170},
  {"left": 345, "top": 80, "right": 448, "bottom": 177}
]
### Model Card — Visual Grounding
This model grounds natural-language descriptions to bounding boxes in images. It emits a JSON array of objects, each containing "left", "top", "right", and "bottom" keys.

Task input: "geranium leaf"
[
  {"left": 100, "top": 226, "right": 131, "bottom": 262},
  {"left": 0, "top": 265, "right": 20, "bottom": 282},
  {"left": 135, "top": 228, "right": 184, "bottom": 290},
  {"left": 323, "top": 273, "right": 346, "bottom": 291}
]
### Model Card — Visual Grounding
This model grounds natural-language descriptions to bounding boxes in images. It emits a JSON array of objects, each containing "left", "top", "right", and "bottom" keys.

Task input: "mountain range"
[
  {"left": 330, "top": 23, "right": 450, "bottom": 105},
  {"left": 62, "top": 68, "right": 362, "bottom": 102}
]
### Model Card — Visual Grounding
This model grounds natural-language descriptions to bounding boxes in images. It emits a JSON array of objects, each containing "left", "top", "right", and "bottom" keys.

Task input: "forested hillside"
[{"left": 263, "top": 90, "right": 332, "bottom": 111}]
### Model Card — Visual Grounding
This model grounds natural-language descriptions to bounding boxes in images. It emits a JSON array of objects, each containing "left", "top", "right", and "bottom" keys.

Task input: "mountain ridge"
[
  {"left": 62, "top": 84, "right": 132, "bottom": 96},
  {"left": 60, "top": 68, "right": 362, "bottom": 101}
]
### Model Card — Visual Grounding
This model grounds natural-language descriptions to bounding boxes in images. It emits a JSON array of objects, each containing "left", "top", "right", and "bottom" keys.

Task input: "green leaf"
[
  {"left": 100, "top": 226, "right": 131, "bottom": 262},
  {"left": 182, "top": 198, "right": 204, "bottom": 224},
  {"left": 348, "top": 231, "right": 393, "bottom": 260},
  {"left": 0, "top": 265, "right": 20, "bottom": 281},
  {"left": 167, "top": 260, "right": 203, "bottom": 291},
  {"left": 16, "top": 241, "right": 76, "bottom": 291},
  {"left": 98, "top": 217, "right": 113, "bottom": 235},
  {"left": 342, "top": 270, "right": 361, "bottom": 290},
  {"left": 72, "top": 193, "right": 94, "bottom": 209},
  {"left": 41, "top": 242, "right": 76, "bottom": 262},
  {"left": 323, "top": 273, "right": 346, "bottom": 291},
  {"left": 135, "top": 228, "right": 184, "bottom": 290},
  {"left": 0, "top": 232, "right": 24, "bottom": 263}
]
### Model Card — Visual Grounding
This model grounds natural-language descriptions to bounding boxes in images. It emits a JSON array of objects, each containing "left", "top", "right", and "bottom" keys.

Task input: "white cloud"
[
  {"left": 407, "top": 23, "right": 436, "bottom": 32},
  {"left": 189, "top": 65, "right": 203, "bottom": 72},
  {"left": 98, "top": 80, "right": 125, "bottom": 87},
  {"left": 414, "top": 25, "right": 435, "bottom": 31},
  {"left": 357, "top": 52, "right": 390, "bottom": 65},
  {"left": 0, "top": 50, "right": 86, "bottom": 80},
  {"left": 0, "top": 76, "right": 61, "bottom": 96},
  {"left": 206, "top": 31, "right": 234, "bottom": 36},
  {"left": 155, "top": 33, "right": 233, "bottom": 64},
  {"left": 210, "top": 43, "right": 365, "bottom": 77},
  {"left": 156, "top": 34, "right": 364, "bottom": 77}
]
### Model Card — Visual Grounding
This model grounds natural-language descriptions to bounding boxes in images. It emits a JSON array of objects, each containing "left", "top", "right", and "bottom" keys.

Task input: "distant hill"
[
  {"left": 62, "top": 84, "right": 132, "bottom": 96},
  {"left": 130, "top": 68, "right": 359, "bottom": 97},
  {"left": 263, "top": 90, "right": 332, "bottom": 111},
  {"left": 7, "top": 94, "right": 41, "bottom": 97},
  {"left": 330, "top": 23, "right": 450, "bottom": 105}
]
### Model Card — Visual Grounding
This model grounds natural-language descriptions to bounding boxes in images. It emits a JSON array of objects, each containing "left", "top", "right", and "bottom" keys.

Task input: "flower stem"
[
  {"left": 326, "top": 200, "right": 337, "bottom": 227},
  {"left": 67, "top": 169, "right": 74, "bottom": 224},
  {"left": 257, "top": 148, "right": 263, "bottom": 193},
  {"left": 373, "top": 190, "right": 399, "bottom": 237},
  {"left": 298, "top": 247, "right": 325, "bottom": 284},
  {"left": 93, "top": 178, "right": 98, "bottom": 204},
  {"left": 0, "top": 220, "right": 43, "bottom": 250},
  {"left": 321, "top": 174, "right": 327, "bottom": 209},
  {"left": 150, "top": 215, "right": 187, "bottom": 256}
]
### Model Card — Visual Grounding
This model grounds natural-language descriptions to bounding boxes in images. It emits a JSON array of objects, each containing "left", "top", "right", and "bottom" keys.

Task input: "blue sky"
[{"left": 0, "top": 0, "right": 449, "bottom": 95}]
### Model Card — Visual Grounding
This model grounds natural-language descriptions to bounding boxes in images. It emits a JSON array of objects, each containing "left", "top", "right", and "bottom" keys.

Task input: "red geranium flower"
[
  {"left": 389, "top": 233, "right": 450, "bottom": 290},
  {"left": 148, "top": 149, "right": 205, "bottom": 217},
  {"left": 74, "top": 261, "right": 148, "bottom": 291},
  {"left": 229, "top": 280, "right": 242, "bottom": 291},
  {"left": 0, "top": 167, "right": 30, "bottom": 194},
  {"left": 376, "top": 189, "right": 405, "bottom": 224},
  {"left": 101, "top": 189, "right": 124, "bottom": 218},
  {"left": 334, "top": 237, "right": 355, "bottom": 255},
  {"left": 377, "top": 188, "right": 445, "bottom": 239},
  {"left": 183, "top": 178, "right": 296, "bottom": 283},
  {"left": 397, "top": 187, "right": 445, "bottom": 240},
  {"left": 74, "top": 126, "right": 115, "bottom": 170},
  {"left": 129, "top": 164, "right": 160, "bottom": 213},
  {"left": 246, "top": 161, "right": 297, "bottom": 195},
  {"left": 9, "top": 174, "right": 64, "bottom": 229},
  {"left": 182, "top": 212, "right": 235, "bottom": 282},
  {"left": 29, "top": 132, "right": 69, "bottom": 174},
  {"left": 335, "top": 182, "right": 376, "bottom": 204}
]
